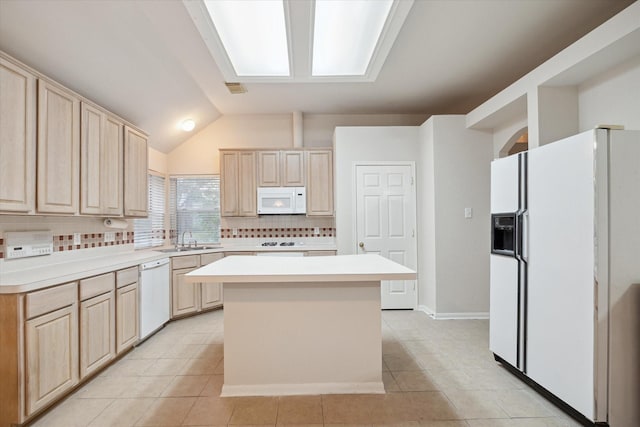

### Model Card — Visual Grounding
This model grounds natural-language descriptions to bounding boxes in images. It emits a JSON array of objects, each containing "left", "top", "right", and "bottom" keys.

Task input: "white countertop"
[
  {"left": 0, "top": 242, "right": 337, "bottom": 294},
  {"left": 186, "top": 254, "right": 416, "bottom": 283},
  {"left": 0, "top": 249, "right": 166, "bottom": 294}
]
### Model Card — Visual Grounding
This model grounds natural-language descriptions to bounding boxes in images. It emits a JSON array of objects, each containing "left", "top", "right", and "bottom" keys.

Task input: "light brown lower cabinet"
[
  {"left": 116, "top": 282, "right": 139, "bottom": 354},
  {"left": 172, "top": 267, "right": 200, "bottom": 317},
  {"left": 79, "top": 290, "right": 116, "bottom": 379},
  {"left": 25, "top": 303, "right": 79, "bottom": 416},
  {"left": 171, "top": 253, "right": 225, "bottom": 318}
]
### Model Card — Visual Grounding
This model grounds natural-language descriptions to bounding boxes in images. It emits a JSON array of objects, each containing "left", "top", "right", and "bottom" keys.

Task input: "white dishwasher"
[{"left": 139, "top": 258, "right": 170, "bottom": 340}]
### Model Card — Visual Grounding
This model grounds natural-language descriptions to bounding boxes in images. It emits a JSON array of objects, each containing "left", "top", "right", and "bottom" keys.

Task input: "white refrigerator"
[{"left": 490, "top": 128, "right": 640, "bottom": 426}]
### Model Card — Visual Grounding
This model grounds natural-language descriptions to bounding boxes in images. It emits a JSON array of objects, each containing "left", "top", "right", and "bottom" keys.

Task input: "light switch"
[
  {"left": 464, "top": 208, "right": 473, "bottom": 219},
  {"left": 232, "top": 228, "right": 238, "bottom": 236},
  {"left": 313, "top": 227, "right": 320, "bottom": 235}
]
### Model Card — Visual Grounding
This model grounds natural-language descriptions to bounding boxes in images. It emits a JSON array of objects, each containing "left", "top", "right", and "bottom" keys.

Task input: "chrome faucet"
[{"left": 181, "top": 231, "right": 192, "bottom": 248}]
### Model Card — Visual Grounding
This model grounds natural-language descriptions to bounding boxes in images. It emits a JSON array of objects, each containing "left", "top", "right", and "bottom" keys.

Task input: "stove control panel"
[{"left": 5, "top": 231, "right": 53, "bottom": 259}]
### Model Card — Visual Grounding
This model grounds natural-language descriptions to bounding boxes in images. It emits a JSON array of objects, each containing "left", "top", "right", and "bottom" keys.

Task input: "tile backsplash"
[
  {"left": 0, "top": 215, "right": 134, "bottom": 259},
  {"left": 220, "top": 215, "right": 335, "bottom": 240},
  {"left": 0, "top": 214, "right": 336, "bottom": 258}
]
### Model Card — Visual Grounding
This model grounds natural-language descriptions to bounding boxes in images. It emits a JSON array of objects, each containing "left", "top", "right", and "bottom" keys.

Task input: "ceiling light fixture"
[
  {"left": 203, "top": 0, "right": 290, "bottom": 77},
  {"left": 181, "top": 119, "right": 196, "bottom": 132},
  {"left": 312, "top": 0, "right": 394, "bottom": 76}
]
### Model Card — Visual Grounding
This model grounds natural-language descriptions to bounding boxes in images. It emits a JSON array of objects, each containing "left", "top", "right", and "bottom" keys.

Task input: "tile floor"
[{"left": 31, "top": 309, "right": 581, "bottom": 427}]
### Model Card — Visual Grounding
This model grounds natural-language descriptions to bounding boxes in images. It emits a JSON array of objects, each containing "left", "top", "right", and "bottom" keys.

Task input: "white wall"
[
  {"left": 417, "top": 120, "right": 437, "bottom": 311},
  {"left": 494, "top": 115, "right": 528, "bottom": 159},
  {"left": 333, "top": 127, "right": 419, "bottom": 255},
  {"left": 419, "top": 116, "right": 493, "bottom": 317},
  {"left": 304, "top": 114, "right": 426, "bottom": 147},
  {"left": 578, "top": 55, "right": 640, "bottom": 132},
  {"left": 148, "top": 147, "right": 168, "bottom": 174},
  {"left": 168, "top": 114, "right": 294, "bottom": 175},
  {"left": 167, "top": 113, "right": 427, "bottom": 175}
]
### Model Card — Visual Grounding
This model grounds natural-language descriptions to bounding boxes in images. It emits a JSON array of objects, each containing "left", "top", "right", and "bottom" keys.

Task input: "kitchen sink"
[{"left": 156, "top": 246, "right": 220, "bottom": 253}]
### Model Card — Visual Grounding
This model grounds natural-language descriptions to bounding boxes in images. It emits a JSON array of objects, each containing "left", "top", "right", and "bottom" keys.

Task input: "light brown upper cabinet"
[
  {"left": 80, "top": 103, "right": 124, "bottom": 216},
  {"left": 123, "top": 126, "right": 148, "bottom": 217},
  {"left": 37, "top": 79, "right": 80, "bottom": 214},
  {"left": 258, "top": 151, "right": 280, "bottom": 186},
  {"left": 0, "top": 56, "right": 36, "bottom": 214},
  {"left": 306, "top": 149, "right": 334, "bottom": 216},
  {"left": 220, "top": 150, "right": 256, "bottom": 217},
  {"left": 257, "top": 150, "right": 305, "bottom": 187},
  {"left": 281, "top": 150, "right": 305, "bottom": 186}
]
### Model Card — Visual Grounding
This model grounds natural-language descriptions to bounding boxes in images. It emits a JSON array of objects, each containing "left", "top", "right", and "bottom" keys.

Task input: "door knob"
[{"left": 359, "top": 242, "right": 365, "bottom": 249}]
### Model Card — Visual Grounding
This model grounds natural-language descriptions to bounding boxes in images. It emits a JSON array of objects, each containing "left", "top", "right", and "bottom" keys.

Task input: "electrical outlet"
[
  {"left": 104, "top": 232, "right": 115, "bottom": 242},
  {"left": 73, "top": 233, "right": 81, "bottom": 245},
  {"left": 232, "top": 228, "right": 238, "bottom": 236},
  {"left": 313, "top": 227, "right": 320, "bottom": 235},
  {"left": 464, "top": 208, "right": 473, "bottom": 219}
]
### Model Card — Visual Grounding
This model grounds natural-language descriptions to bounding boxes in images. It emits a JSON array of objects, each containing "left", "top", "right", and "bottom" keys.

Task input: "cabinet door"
[
  {"left": 37, "top": 79, "right": 80, "bottom": 214},
  {"left": 124, "top": 126, "right": 148, "bottom": 217},
  {"left": 200, "top": 253, "right": 224, "bottom": 310},
  {"left": 25, "top": 304, "right": 79, "bottom": 416},
  {"left": 258, "top": 151, "right": 280, "bottom": 186},
  {"left": 172, "top": 268, "right": 200, "bottom": 317},
  {"left": 220, "top": 151, "right": 239, "bottom": 216},
  {"left": 80, "top": 290, "right": 116, "bottom": 379},
  {"left": 116, "top": 282, "right": 138, "bottom": 354},
  {"left": 238, "top": 151, "right": 256, "bottom": 216},
  {"left": 101, "top": 115, "right": 124, "bottom": 216},
  {"left": 201, "top": 283, "right": 223, "bottom": 310},
  {"left": 80, "top": 103, "right": 103, "bottom": 214},
  {"left": 282, "top": 151, "right": 305, "bottom": 186},
  {"left": 306, "top": 150, "right": 334, "bottom": 216},
  {"left": 0, "top": 56, "right": 36, "bottom": 213}
]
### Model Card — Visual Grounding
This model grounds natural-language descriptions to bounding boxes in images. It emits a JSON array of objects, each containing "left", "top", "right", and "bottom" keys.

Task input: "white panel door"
[
  {"left": 356, "top": 164, "right": 416, "bottom": 309},
  {"left": 527, "top": 130, "right": 596, "bottom": 420}
]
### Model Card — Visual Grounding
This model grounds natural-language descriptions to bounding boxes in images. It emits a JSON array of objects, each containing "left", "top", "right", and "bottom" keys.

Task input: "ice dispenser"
[{"left": 491, "top": 213, "right": 516, "bottom": 256}]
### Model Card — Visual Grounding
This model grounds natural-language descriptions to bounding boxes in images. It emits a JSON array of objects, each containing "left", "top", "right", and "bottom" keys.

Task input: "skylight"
[
  {"left": 312, "top": 0, "right": 394, "bottom": 76},
  {"left": 203, "top": 0, "right": 290, "bottom": 77}
]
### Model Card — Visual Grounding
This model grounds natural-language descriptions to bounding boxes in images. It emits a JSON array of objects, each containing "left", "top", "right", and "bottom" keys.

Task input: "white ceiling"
[{"left": 0, "top": 0, "right": 633, "bottom": 153}]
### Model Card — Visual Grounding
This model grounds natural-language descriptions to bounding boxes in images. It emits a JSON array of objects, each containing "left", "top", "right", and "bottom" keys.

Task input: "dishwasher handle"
[{"left": 140, "top": 258, "right": 170, "bottom": 271}]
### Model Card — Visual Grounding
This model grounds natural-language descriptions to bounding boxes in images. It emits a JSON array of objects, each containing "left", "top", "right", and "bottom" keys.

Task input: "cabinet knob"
[{"left": 358, "top": 242, "right": 365, "bottom": 249}]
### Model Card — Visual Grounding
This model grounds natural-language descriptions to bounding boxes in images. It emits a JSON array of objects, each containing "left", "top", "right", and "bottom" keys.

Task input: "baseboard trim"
[
  {"left": 417, "top": 306, "right": 489, "bottom": 320},
  {"left": 221, "top": 381, "right": 385, "bottom": 397}
]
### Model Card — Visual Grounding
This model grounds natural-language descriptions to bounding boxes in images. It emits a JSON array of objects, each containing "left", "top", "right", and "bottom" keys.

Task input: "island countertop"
[{"left": 185, "top": 253, "right": 416, "bottom": 283}]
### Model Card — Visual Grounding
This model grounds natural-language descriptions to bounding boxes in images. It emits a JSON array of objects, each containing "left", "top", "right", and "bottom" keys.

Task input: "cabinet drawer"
[
  {"left": 305, "top": 250, "right": 336, "bottom": 256},
  {"left": 172, "top": 255, "right": 199, "bottom": 270},
  {"left": 116, "top": 266, "right": 138, "bottom": 288},
  {"left": 200, "top": 252, "right": 224, "bottom": 265},
  {"left": 26, "top": 282, "right": 78, "bottom": 319},
  {"left": 80, "top": 272, "right": 115, "bottom": 301}
]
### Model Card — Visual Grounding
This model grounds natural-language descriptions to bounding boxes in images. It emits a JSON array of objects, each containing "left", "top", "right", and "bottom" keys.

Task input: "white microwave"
[{"left": 257, "top": 187, "right": 306, "bottom": 214}]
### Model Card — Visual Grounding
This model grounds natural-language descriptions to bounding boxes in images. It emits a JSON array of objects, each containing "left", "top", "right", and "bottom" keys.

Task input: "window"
[
  {"left": 170, "top": 176, "right": 221, "bottom": 245},
  {"left": 134, "top": 174, "right": 165, "bottom": 249}
]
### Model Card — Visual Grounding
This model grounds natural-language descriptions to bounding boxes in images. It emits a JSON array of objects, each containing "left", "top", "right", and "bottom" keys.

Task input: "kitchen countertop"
[
  {"left": 0, "top": 242, "right": 337, "bottom": 294},
  {"left": 186, "top": 253, "right": 416, "bottom": 283}
]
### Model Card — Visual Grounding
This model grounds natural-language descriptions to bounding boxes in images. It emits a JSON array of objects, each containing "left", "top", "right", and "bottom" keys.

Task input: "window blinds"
[
  {"left": 134, "top": 174, "right": 165, "bottom": 249},
  {"left": 170, "top": 176, "right": 221, "bottom": 245}
]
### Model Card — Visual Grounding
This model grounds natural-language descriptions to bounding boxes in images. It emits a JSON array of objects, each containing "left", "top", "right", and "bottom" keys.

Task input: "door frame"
[{"left": 352, "top": 161, "right": 418, "bottom": 309}]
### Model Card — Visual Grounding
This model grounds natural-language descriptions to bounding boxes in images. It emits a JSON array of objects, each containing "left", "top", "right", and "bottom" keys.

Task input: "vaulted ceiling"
[{"left": 0, "top": 0, "right": 634, "bottom": 152}]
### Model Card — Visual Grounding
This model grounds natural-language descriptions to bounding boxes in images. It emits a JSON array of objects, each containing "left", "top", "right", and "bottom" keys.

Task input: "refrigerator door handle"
[
  {"left": 514, "top": 209, "right": 523, "bottom": 261},
  {"left": 521, "top": 210, "right": 529, "bottom": 263}
]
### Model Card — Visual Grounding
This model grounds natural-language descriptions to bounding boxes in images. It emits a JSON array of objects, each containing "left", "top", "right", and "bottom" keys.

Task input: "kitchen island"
[{"left": 186, "top": 254, "right": 416, "bottom": 397}]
